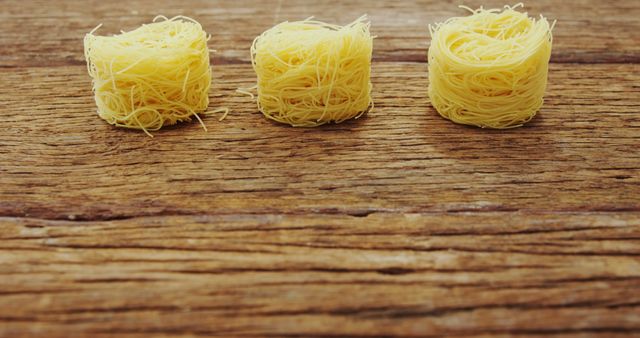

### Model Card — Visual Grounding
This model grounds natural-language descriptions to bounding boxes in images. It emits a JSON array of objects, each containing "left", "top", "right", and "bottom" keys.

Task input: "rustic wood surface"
[{"left": 1, "top": 0, "right": 639, "bottom": 337}]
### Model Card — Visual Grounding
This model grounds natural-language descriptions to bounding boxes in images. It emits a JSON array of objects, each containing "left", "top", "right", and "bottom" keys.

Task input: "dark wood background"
[{"left": 1, "top": 0, "right": 639, "bottom": 337}]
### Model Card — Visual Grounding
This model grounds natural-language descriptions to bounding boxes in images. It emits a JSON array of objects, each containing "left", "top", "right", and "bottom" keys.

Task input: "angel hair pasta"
[
  {"left": 250, "top": 16, "right": 374, "bottom": 127},
  {"left": 84, "top": 16, "right": 226, "bottom": 136},
  {"left": 428, "top": 4, "right": 554, "bottom": 129}
]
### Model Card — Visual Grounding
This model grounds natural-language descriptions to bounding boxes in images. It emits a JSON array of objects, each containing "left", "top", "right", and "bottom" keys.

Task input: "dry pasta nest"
[
  {"left": 250, "top": 16, "right": 374, "bottom": 127},
  {"left": 428, "top": 4, "right": 555, "bottom": 129},
  {"left": 84, "top": 16, "right": 227, "bottom": 136}
]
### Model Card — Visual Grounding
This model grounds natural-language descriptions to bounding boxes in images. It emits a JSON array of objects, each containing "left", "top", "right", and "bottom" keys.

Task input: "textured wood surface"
[{"left": 1, "top": 0, "right": 639, "bottom": 337}]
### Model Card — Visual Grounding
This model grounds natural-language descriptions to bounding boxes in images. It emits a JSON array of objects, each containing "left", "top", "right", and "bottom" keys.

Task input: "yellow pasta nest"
[
  {"left": 84, "top": 16, "right": 222, "bottom": 136},
  {"left": 250, "top": 16, "right": 374, "bottom": 127},
  {"left": 428, "top": 4, "right": 554, "bottom": 129}
]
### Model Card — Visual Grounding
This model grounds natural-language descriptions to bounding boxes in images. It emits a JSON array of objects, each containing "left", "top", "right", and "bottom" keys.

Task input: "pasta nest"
[
  {"left": 84, "top": 16, "right": 216, "bottom": 136},
  {"left": 251, "top": 16, "right": 374, "bottom": 127},
  {"left": 428, "top": 4, "right": 554, "bottom": 129}
]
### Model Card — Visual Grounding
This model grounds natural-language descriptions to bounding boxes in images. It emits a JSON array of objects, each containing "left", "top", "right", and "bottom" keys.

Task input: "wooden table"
[{"left": 1, "top": 0, "right": 639, "bottom": 337}]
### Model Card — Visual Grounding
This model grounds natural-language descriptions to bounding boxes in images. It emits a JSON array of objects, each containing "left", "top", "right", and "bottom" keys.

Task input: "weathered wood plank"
[
  {"left": 0, "top": 0, "right": 638, "bottom": 67},
  {"left": 1, "top": 1, "right": 639, "bottom": 337},
  {"left": 1, "top": 63, "right": 638, "bottom": 220},
  {"left": 1, "top": 212, "right": 639, "bottom": 337}
]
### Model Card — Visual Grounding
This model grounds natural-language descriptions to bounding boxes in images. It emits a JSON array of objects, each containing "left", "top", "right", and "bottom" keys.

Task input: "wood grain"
[
  {"left": 1, "top": 213, "right": 640, "bottom": 337},
  {"left": 1, "top": 63, "right": 639, "bottom": 220},
  {"left": 0, "top": 0, "right": 639, "bottom": 337}
]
